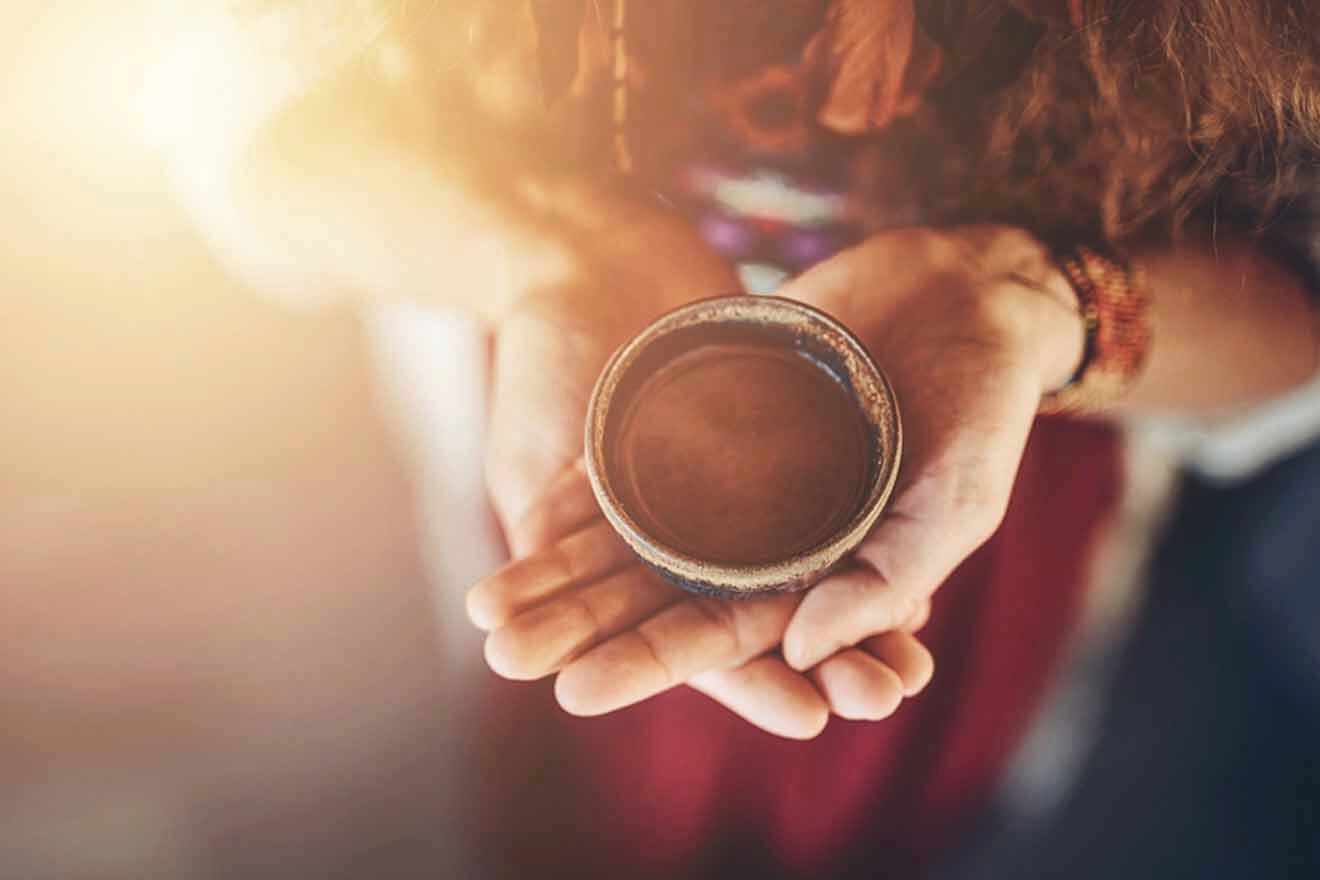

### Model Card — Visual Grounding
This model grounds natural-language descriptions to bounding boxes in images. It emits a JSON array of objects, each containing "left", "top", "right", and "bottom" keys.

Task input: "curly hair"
[
  {"left": 904, "top": 0, "right": 1320, "bottom": 244},
  {"left": 506, "top": 0, "right": 1320, "bottom": 243},
  {"left": 234, "top": 1, "right": 1320, "bottom": 245}
]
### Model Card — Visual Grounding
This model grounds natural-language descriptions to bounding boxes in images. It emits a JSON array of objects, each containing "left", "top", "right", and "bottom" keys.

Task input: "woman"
[{"left": 167, "top": 1, "right": 1320, "bottom": 875}]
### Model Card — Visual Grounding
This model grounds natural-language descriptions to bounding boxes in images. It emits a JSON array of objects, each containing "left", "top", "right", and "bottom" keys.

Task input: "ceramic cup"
[{"left": 584, "top": 295, "right": 902, "bottom": 598}]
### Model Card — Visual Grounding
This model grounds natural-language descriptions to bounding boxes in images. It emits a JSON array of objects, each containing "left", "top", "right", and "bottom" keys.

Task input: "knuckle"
[
  {"left": 564, "top": 592, "right": 605, "bottom": 641},
  {"left": 954, "top": 488, "right": 1008, "bottom": 546},
  {"left": 915, "top": 228, "right": 967, "bottom": 265},
  {"left": 633, "top": 625, "right": 677, "bottom": 687},
  {"left": 548, "top": 538, "right": 581, "bottom": 585},
  {"left": 688, "top": 597, "right": 743, "bottom": 659},
  {"left": 927, "top": 464, "right": 1010, "bottom": 548},
  {"left": 883, "top": 594, "right": 923, "bottom": 633}
]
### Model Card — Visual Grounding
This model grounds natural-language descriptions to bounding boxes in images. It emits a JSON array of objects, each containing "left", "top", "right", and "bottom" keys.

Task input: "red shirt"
[{"left": 478, "top": 417, "right": 1119, "bottom": 878}]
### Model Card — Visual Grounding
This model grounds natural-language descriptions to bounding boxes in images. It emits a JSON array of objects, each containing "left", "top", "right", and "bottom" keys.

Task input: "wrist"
[
  {"left": 544, "top": 185, "right": 738, "bottom": 325},
  {"left": 957, "top": 226, "right": 1086, "bottom": 394},
  {"left": 1022, "top": 263, "right": 1088, "bottom": 394},
  {"left": 503, "top": 185, "right": 736, "bottom": 340}
]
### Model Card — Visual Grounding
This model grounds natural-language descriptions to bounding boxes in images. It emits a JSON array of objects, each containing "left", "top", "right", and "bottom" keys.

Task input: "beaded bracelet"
[{"left": 1040, "top": 244, "right": 1153, "bottom": 414}]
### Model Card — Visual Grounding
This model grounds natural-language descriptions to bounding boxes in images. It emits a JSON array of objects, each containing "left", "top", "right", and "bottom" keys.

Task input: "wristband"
[{"left": 1041, "top": 244, "right": 1152, "bottom": 413}]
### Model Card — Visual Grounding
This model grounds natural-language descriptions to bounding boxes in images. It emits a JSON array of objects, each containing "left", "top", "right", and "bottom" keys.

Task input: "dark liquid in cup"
[{"left": 611, "top": 342, "right": 871, "bottom": 566}]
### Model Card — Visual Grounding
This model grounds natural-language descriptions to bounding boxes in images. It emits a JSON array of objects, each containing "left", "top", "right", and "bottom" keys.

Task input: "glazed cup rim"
[{"left": 583, "top": 294, "right": 902, "bottom": 595}]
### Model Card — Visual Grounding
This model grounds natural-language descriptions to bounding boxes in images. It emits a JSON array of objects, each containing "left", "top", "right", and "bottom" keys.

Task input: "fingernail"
[
  {"left": 465, "top": 585, "right": 497, "bottom": 631},
  {"left": 784, "top": 640, "right": 816, "bottom": 672},
  {"left": 483, "top": 629, "right": 536, "bottom": 681},
  {"left": 554, "top": 665, "right": 607, "bottom": 717},
  {"left": 795, "top": 707, "right": 830, "bottom": 740}
]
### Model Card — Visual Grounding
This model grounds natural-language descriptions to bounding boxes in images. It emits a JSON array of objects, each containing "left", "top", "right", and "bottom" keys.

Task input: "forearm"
[
  {"left": 1116, "top": 235, "right": 1319, "bottom": 416},
  {"left": 858, "top": 227, "right": 1320, "bottom": 422}
]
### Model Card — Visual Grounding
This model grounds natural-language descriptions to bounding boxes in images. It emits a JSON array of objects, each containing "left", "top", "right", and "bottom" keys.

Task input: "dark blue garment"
[{"left": 942, "top": 440, "right": 1320, "bottom": 879}]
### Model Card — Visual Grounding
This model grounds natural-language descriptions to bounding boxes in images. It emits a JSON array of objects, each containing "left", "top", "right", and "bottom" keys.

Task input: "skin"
[
  {"left": 468, "top": 209, "right": 1317, "bottom": 738},
  {"left": 177, "top": 18, "right": 1320, "bottom": 739},
  {"left": 470, "top": 222, "right": 1085, "bottom": 737}
]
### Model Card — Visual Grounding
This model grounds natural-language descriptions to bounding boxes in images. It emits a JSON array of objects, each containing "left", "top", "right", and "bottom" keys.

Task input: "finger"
[
  {"left": 773, "top": 228, "right": 1051, "bottom": 672},
  {"left": 782, "top": 559, "right": 921, "bottom": 672},
  {"left": 554, "top": 593, "right": 800, "bottom": 716},
  {"left": 483, "top": 565, "right": 677, "bottom": 681},
  {"left": 783, "top": 462, "right": 1013, "bottom": 672},
  {"left": 900, "top": 598, "right": 932, "bottom": 633},
  {"left": 861, "top": 631, "right": 934, "bottom": 697},
  {"left": 690, "top": 655, "right": 829, "bottom": 740},
  {"left": 466, "top": 519, "right": 632, "bottom": 631},
  {"left": 506, "top": 460, "right": 601, "bottom": 558},
  {"left": 809, "top": 649, "right": 905, "bottom": 721}
]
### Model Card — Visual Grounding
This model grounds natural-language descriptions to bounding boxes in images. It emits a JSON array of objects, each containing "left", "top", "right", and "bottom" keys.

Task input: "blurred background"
[
  {"left": 3, "top": 3, "right": 1318, "bottom": 879},
  {"left": 1, "top": 3, "right": 501, "bottom": 877}
]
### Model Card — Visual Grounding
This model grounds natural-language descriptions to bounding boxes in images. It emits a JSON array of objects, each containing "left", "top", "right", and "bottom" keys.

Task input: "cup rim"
[{"left": 584, "top": 294, "right": 902, "bottom": 595}]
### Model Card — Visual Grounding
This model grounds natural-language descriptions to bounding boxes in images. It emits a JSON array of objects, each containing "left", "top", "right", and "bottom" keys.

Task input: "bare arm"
[
  {"left": 985, "top": 228, "right": 1320, "bottom": 418},
  {"left": 1117, "top": 235, "right": 1319, "bottom": 415},
  {"left": 468, "top": 224, "right": 1320, "bottom": 737}
]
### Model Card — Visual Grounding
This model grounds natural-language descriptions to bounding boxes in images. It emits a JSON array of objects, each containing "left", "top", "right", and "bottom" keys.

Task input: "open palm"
[
  {"left": 474, "top": 226, "right": 1081, "bottom": 738},
  {"left": 484, "top": 194, "right": 740, "bottom": 556}
]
